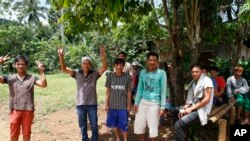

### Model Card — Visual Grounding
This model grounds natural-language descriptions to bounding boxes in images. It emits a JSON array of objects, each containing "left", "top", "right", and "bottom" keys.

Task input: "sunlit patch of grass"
[{"left": 0, "top": 84, "right": 8, "bottom": 104}]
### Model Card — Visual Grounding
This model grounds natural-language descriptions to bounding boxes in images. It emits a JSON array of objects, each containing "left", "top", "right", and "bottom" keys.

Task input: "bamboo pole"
[
  {"left": 229, "top": 106, "right": 236, "bottom": 125},
  {"left": 209, "top": 104, "right": 227, "bottom": 118},
  {"left": 218, "top": 119, "right": 227, "bottom": 141},
  {"left": 209, "top": 100, "right": 236, "bottom": 123}
]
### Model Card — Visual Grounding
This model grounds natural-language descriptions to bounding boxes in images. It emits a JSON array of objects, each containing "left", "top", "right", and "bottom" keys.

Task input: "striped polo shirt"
[{"left": 105, "top": 72, "right": 131, "bottom": 109}]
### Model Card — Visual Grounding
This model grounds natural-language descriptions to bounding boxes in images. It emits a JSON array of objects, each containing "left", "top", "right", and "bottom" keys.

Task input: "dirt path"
[{"left": 0, "top": 105, "right": 174, "bottom": 141}]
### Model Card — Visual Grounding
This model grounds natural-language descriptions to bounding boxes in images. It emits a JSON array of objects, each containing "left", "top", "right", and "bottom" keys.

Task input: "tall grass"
[{"left": 0, "top": 73, "right": 107, "bottom": 116}]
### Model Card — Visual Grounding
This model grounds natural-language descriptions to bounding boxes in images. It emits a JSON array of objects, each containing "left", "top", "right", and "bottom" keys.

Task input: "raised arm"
[
  {"left": 57, "top": 47, "right": 74, "bottom": 75},
  {"left": 98, "top": 45, "right": 108, "bottom": 75},
  {"left": 35, "top": 61, "right": 47, "bottom": 88},
  {"left": 0, "top": 55, "right": 9, "bottom": 83}
]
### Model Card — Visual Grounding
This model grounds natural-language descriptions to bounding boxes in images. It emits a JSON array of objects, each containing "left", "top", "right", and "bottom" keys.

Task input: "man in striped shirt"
[{"left": 105, "top": 58, "right": 132, "bottom": 141}]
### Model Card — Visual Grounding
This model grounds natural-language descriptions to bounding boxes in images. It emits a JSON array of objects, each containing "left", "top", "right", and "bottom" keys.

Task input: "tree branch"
[{"left": 162, "top": 0, "right": 172, "bottom": 34}]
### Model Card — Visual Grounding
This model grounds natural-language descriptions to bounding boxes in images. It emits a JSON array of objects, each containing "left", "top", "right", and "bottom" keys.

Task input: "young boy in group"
[
  {"left": 116, "top": 51, "right": 133, "bottom": 76},
  {"left": 105, "top": 58, "right": 132, "bottom": 141},
  {"left": 210, "top": 66, "right": 226, "bottom": 105},
  {"left": 0, "top": 55, "right": 47, "bottom": 141},
  {"left": 58, "top": 46, "right": 107, "bottom": 141},
  {"left": 226, "top": 64, "right": 250, "bottom": 125},
  {"left": 134, "top": 52, "right": 167, "bottom": 141}
]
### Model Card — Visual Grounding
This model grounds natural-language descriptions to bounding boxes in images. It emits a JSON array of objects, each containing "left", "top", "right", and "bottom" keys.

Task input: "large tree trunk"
[
  {"left": 184, "top": 0, "right": 202, "bottom": 65},
  {"left": 162, "top": 0, "right": 185, "bottom": 106},
  {"left": 190, "top": 44, "right": 200, "bottom": 65}
]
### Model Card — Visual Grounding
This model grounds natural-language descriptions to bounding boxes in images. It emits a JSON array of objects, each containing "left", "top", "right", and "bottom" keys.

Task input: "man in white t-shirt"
[{"left": 174, "top": 63, "right": 214, "bottom": 141}]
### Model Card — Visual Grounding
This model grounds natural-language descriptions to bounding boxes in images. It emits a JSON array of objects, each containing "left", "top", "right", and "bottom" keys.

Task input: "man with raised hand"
[
  {"left": 0, "top": 55, "right": 47, "bottom": 141},
  {"left": 57, "top": 46, "right": 108, "bottom": 141}
]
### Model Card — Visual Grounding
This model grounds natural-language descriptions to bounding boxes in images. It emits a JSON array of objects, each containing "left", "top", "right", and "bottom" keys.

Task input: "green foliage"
[
  {"left": 117, "top": 15, "right": 169, "bottom": 40},
  {"left": 202, "top": 22, "right": 238, "bottom": 46},
  {"left": 238, "top": 0, "right": 250, "bottom": 22},
  {"left": 31, "top": 37, "right": 61, "bottom": 73},
  {"left": 238, "top": 0, "right": 250, "bottom": 41},
  {"left": 0, "top": 23, "right": 39, "bottom": 73},
  {"left": 238, "top": 59, "right": 250, "bottom": 85},
  {"left": 0, "top": 21, "right": 59, "bottom": 73},
  {"left": 65, "top": 43, "right": 99, "bottom": 69},
  {"left": 209, "top": 57, "right": 231, "bottom": 79},
  {"left": 49, "top": 0, "right": 153, "bottom": 35}
]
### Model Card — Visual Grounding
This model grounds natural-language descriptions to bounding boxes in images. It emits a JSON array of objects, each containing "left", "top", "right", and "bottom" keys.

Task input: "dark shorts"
[{"left": 106, "top": 109, "right": 129, "bottom": 132}]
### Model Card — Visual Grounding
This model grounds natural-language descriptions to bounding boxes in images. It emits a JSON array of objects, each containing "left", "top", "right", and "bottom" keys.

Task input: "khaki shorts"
[
  {"left": 134, "top": 99, "right": 160, "bottom": 138},
  {"left": 10, "top": 110, "right": 34, "bottom": 137}
]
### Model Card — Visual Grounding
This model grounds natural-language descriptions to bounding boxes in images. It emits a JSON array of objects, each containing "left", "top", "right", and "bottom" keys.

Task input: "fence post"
[
  {"left": 218, "top": 119, "right": 227, "bottom": 141},
  {"left": 229, "top": 106, "right": 235, "bottom": 125}
]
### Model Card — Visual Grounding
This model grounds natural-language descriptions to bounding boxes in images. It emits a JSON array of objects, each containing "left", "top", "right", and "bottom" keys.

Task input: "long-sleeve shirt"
[
  {"left": 226, "top": 76, "right": 249, "bottom": 98},
  {"left": 134, "top": 68, "right": 167, "bottom": 109}
]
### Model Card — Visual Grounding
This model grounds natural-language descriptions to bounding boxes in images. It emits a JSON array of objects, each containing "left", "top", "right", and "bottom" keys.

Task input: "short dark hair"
[
  {"left": 190, "top": 63, "right": 203, "bottom": 70},
  {"left": 234, "top": 64, "right": 244, "bottom": 71},
  {"left": 209, "top": 66, "right": 219, "bottom": 72},
  {"left": 147, "top": 52, "right": 159, "bottom": 60},
  {"left": 113, "top": 58, "right": 125, "bottom": 66},
  {"left": 118, "top": 51, "right": 126, "bottom": 57},
  {"left": 14, "top": 55, "right": 29, "bottom": 65}
]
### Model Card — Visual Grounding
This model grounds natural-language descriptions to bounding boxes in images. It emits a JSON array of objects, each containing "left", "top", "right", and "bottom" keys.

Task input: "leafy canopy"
[{"left": 49, "top": 0, "right": 153, "bottom": 34}]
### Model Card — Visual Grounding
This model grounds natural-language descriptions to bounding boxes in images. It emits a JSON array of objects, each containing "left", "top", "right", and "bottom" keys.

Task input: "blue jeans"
[
  {"left": 174, "top": 108, "right": 199, "bottom": 141},
  {"left": 76, "top": 105, "right": 98, "bottom": 141}
]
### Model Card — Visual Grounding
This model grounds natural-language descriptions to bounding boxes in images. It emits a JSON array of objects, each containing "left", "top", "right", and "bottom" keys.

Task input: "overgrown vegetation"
[{"left": 0, "top": 0, "right": 249, "bottom": 107}]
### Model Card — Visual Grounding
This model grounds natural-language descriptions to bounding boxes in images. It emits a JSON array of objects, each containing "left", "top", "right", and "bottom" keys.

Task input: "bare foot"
[{"left": 240, "top": 120, "right": 250, "bottom": 125}]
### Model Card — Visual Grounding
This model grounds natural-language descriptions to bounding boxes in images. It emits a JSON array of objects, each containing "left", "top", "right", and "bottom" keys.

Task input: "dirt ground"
[{"left": 0, "top": 105, "right": 175, "bottom": 141}]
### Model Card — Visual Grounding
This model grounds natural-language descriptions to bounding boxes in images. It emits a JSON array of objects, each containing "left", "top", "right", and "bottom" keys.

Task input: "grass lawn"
[{"left": 0, "top": 73, "right": 107, "bottom": 117}]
